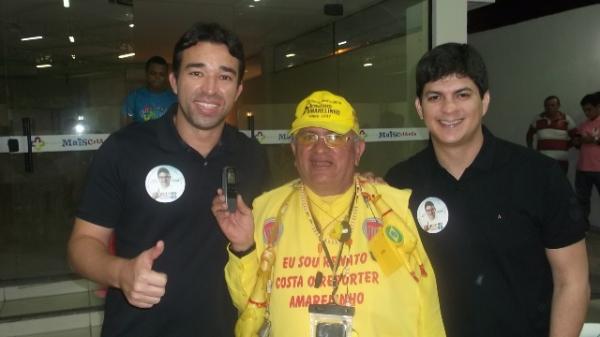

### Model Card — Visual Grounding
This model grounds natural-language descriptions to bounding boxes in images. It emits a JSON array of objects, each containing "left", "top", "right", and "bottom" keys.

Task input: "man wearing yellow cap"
[{"left": 213, "top": 90, "right": 446, "bottom": 337}]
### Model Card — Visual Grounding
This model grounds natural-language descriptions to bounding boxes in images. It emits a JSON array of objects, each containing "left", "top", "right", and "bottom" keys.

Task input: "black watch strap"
[{"left": 229, "top": 242, "right": 256, "bottom": 258}]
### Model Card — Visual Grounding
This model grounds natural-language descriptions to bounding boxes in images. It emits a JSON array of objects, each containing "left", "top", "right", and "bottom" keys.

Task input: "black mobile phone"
[{"left": 222, "top": 166, "right": 238, "bottom": 212}]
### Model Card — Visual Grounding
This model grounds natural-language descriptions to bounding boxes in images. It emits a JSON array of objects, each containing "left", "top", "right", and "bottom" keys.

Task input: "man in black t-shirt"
[
  {"left": 68, "top": 23, "right": 269, "bottom": 337},
  {"left": 385, "top": 43, "right": 589, "bottom": 337}
]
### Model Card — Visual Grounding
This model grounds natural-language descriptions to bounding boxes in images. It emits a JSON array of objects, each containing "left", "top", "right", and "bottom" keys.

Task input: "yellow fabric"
[
  {"left": 224, "top": 178, "right": 446, "bottom": 337},
  {"left": 290, "top": 90, "right": 360, "bottom": 135}
]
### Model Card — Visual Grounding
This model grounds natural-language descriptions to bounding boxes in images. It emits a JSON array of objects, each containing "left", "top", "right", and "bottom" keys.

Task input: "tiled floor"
[
  {"left": 0, "top": 292, "right": 103, "bottom": 319},
  {"left": 22, "top": 327, "right": 101, "bottom": 337},
  {"left": 0, "top": 243, "right": 70, "bottom": 281},
  {"left": 588, "top": 300, "right": 600, "bottom": 322},
  {"left": 588, "top": 230, "right": 600, "bottom": 291}
]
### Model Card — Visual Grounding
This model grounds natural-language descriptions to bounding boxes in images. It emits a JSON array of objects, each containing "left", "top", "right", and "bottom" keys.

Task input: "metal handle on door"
[{"left": 22, "top": 117, "right": 33, "bottom": 172}]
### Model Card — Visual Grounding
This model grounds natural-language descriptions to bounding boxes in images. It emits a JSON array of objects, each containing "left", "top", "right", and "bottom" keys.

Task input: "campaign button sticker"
[
  {"left": 416, "top": 197, "right": 448, "bottom": 233},
  {"left": 145, "top": 165, "right": 185, "bottom": 203}
]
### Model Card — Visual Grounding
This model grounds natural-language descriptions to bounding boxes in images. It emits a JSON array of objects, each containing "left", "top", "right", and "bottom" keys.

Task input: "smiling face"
[
  {"left": 291, "top": 127, "right": 365, "bottom": 196},
  {"left": 416, "top": 74, "right": 489, "bottom": 151},
  {"left": 169, "top": 41, "right": 243, "bottom": 132}
]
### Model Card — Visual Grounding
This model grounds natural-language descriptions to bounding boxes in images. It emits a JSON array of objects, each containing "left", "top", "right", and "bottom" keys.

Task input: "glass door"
[{"left": 0, "top": 1, "right": 136, "bottom": 281}]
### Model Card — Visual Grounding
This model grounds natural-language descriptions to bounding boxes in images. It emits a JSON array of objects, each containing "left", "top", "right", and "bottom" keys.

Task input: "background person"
[
  {"left": 121, "top": 55, "right": 178, "bottom": 125},
  {"left": 68, "top": 22, "right": 269, "bottom": 337},
  {"left": 573, "top": 91, "right": 600, "bottom": 228},
  {"left": 385, "top": 43, "right": 589, "bottom": 337},
  {"left": 526, "top": 95, "right": 577, "bottom": 173}
]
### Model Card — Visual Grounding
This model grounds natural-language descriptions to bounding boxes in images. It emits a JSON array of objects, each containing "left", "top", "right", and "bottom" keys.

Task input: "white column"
[{"left": 432, "top": 0, "right": 468, "bottom": 46}]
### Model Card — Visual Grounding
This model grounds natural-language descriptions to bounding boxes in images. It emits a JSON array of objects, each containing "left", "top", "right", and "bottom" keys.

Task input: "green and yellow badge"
[{"left": 385, "top": 225, "right": 403, "bottom": 245}]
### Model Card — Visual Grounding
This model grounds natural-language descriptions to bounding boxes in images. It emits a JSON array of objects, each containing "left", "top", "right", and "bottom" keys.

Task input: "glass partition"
[
  {"left": 0, "top": 2, "right": 139, "bottom": 280},
  {"left": 241, "top": 0, "right": 430, "bottom": 186},
  {"left": 0, "top": 0, "right": 430, "bottom": 281}
]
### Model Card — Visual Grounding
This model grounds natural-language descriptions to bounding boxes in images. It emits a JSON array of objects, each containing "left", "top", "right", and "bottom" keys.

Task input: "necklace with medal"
[
  {"left": 301, "top": 183, "right": 357, "bottom": 302},
  {"left": 310, "top": 201, "right": 351, "bottom": 237}
]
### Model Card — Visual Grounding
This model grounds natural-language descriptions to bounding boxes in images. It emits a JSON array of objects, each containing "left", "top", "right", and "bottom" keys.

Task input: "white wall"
[{"left": 469, "top": 5, "right": 600, "bottom": 228}]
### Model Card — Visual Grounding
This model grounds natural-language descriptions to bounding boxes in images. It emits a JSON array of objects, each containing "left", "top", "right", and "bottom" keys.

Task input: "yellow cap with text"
[{"left": 290, "top": 90, "right": 360, "bottom": 135}]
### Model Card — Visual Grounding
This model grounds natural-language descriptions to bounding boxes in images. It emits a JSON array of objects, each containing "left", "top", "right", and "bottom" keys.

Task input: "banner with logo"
[
  {"left": 241, "top": 128, "right": 429, "bottom": 144},
  {"left": 0, "top": 128, "right": 428, "bottom": 153},
  {"left": 0, "top": 134, "right": 107, "bottom": 153}
]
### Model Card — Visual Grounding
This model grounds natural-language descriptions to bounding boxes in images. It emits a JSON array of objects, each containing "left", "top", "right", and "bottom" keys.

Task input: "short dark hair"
[
  {"left": 145, "top": 56, "right": 168, "bottom": 72},
  {"left": 416, "top": 43, "right": 488, "bottom": 98},
  {"left": 172, "top": 22, "right": 245, "bottom": 84},
  {"left": 581, "top": 92, "right": 600, "bottom": 107},
  {"left": 544, "top": 95, "right": 560, "bottom": 105},
  {"left": 157, "top": 167, "right": 170, "bottom": 176},
  {"left": 424, "top": 201, "right": 435, "bottom": 208}
]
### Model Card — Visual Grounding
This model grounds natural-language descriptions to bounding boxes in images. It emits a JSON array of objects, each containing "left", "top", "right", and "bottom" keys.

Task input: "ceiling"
[
  {"left": 1, "top": 0, "right": 595, "bottom": 77},
  {"left": 0, "top": 0, "right": 134, "bottom": 74},
  {"left": 0, "top": 0, "right": 386, "bottom": 76},
  {"left": 467, "top": 0, "right": 598, "bottom": 33},
  {"left": 134, "top": 0, "right": 387, "bottom": 61}
]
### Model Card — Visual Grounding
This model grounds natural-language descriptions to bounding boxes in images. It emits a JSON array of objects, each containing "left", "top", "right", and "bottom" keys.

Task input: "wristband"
[{"left": 229, "top": 242, "right": 256, "bottom": 258}]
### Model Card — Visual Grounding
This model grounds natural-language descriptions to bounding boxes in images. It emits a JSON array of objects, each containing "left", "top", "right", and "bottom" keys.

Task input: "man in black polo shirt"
[
  {"left": 385, "top": 43, "right": 589, "bottom": 337},
  {"left": 68, "top": 23, "right": 269, "bottom": 337}
]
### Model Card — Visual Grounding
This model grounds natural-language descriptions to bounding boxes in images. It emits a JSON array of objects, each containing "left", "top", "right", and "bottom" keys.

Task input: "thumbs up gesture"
[{"left": 118, "top": 240, "right": 168, "bottom": 308}]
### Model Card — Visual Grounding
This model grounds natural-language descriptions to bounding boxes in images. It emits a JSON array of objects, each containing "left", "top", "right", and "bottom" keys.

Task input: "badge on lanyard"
[
  {"left": 309, "top": 303, "right": 355, "bottom": 337},
  {"left": 416, "top": 197, "right": 448, "bottom": 233},
  {"left": 145, "top": 165, "right": 185, "bottom": 203}
]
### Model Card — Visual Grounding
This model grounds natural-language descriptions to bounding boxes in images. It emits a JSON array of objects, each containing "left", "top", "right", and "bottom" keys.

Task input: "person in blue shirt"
[{"left": 121, "top": 56, "right": 178, "bottom": 125}]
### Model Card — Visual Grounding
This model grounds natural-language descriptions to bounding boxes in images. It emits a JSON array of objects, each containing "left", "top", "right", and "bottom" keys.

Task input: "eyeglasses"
[{"left": 294, "top": 132, "right": 352, "bottom": 148}]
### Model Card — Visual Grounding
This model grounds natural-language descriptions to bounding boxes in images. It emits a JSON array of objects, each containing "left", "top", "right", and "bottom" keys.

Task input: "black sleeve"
[
  {"left": 75, "top": 135, "right": 125, "bottom": 228},
  {"left": 384, "top": 161, "right": 407, "bottom": 189},
  {"left": 539, "top": 161, "right": 587, "bottom": 248},
  {"left": 256, "top": 143, "right": 271, "bottom": 192}
]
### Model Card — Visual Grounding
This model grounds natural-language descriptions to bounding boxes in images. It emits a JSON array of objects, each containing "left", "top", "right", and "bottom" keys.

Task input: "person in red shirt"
[
  {"left": 573, "top": 92, "right": 600, "bottom": 228},
  {"left": 526, "top": 95, "right": 578, "bottom": 173}
]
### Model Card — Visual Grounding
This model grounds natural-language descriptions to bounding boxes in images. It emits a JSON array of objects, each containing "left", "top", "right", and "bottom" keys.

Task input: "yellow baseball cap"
[{"left": 290, "top": 90, "right": 360, "bottom": 135}]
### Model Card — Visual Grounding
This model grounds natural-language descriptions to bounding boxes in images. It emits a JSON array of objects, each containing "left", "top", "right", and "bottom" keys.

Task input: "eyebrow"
[
  {"left": 184, "top": 62, "right": 237, "bottom": 76},
  {"left": 425, "top": 86, "right": 473, "bottom": 96}
]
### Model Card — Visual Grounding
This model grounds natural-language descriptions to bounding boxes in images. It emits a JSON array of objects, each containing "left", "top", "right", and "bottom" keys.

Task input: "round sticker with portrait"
[
  {"left": 416, "top": 197, "right": 448, "bottom": 233},
  {"left": 145, "top": 165, "right": 185, "bottom": 203}
]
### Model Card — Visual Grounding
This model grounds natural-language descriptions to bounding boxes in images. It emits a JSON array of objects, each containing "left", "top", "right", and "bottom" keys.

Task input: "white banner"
[
  {"left": 0, "top": 128, "right": 429, "bottom": 153},
  {"left": 0, "top": 134, "right": 107, "bottom": 153},
  {"left": 240, "top": 128, "right": 429, "bottom": 144}
]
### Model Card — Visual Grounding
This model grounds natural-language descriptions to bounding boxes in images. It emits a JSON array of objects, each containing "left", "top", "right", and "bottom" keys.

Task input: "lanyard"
[{"left": 303, "top": 185, "right": 356, "bottom": 302}]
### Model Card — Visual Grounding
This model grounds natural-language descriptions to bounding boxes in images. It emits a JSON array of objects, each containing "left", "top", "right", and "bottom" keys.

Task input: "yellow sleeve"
[
  {"left": 224, "top": 192, "right": 270, "bottom": 312},
  {"left": 417, "top": 236, "right": 446, "bottom": 337},
  {"left": 379, "top": 183, "right": 446, "bottom": 336},
  {"left": 224, "top": 246, "right": 260, "bottom": 312}
]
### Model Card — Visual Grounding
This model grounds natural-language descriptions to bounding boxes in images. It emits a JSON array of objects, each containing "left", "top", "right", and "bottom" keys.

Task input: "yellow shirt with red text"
[{"left": 224, "top": 179, "right": 446, "bottom": 337}]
